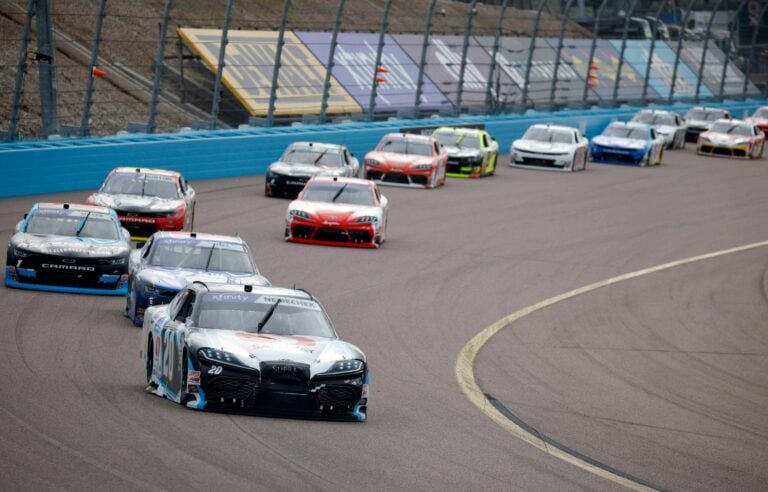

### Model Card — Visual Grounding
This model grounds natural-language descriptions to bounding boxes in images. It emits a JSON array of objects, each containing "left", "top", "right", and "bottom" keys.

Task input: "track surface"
[{"left": 1, "top": 148, "right": 767, "bottom": 490}]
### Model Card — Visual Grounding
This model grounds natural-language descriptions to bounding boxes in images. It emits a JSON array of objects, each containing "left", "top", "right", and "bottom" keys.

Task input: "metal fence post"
[
  {"left": 413, "top": 0, "right": 437, "bottom": 116},
  {"left": 719, "top": 0, "right": 749, "bottom": 100},
  {"left": 695, "top": 0, "right": 724, "bottom": 102},
  {"left": 368, "top": 0, "right": 393, "bottom": 117},
  {"left": 549, "top": 0, "right": 575, "bottom": 108},
  {"left": 521, "top": 0, "right": 547, "bottom": 110},
  {"left": 742, "top": 1, "right": 768, "bottom": 99},
  {"left": 267, "top": 0, "right": 291, "bottom": 126},
  {"left": 319, "top": 0, "right": 345, "bottom": 123},
  {"left": 8, "top": 0, "right": 35, "bottom": 141},
  {"left": 485, "top": 0, "right": 509, "bottom": 113},
  {"left": 454, "top": 0, "right": 479, "bottom": 115},
  {"left": 581, "top": 0, "right": 609, "bottom": 106},
  {"left": 80, "top": 0, "right": 107, "bottom": 137},
  {"left": 642, "top": 0, "right": 669, "bottom": 104},
  {"left": 35, "top": 0, "right": 59, "bottom": 137},
  {"left": 611, "top": 0, "right": 640, "bottom": 105},
  {"left": 147, "top": 0, "right": 173, "bottom": 134},
  {"left": 669, "top": 0, "right": 696, "bottom": 103},
  {"left": 210, "top": 0, "right": 234, "bottom": 129}
]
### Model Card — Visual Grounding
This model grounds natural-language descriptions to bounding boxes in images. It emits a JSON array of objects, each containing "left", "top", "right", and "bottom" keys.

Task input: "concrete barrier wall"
[{"left": 1, "top": 100, "right": 765, "bottom": 199}]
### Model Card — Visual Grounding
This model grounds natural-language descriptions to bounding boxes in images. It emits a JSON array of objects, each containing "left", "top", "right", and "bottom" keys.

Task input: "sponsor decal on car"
[{"left": 188, "top": 370, "right": 201, "bottom": 384}]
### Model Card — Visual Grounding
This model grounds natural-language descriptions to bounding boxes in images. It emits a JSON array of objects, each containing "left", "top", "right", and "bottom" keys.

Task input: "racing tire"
[
  {"left": 488, "top": 153, "right": 497, "bottom": 176},
  {"left": 639, "top": 152, "right": 649, "bottom": 167},
  {"left": 581, "top": 151, "right": 588, "bottom": 171},
  {"left": 146, "top": 337, "right": 156, "bottom": 387},
  {"left": 657, "top": 148, "right": 663, "bottom": 166},
  {"left": 429, "top": 168, "right": 438, "bottom": 189}
]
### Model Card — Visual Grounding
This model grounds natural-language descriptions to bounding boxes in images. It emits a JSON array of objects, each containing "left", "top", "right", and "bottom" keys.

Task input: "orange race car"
[{"left": 363, "top": 133, "right": 448, "bottom": 189}]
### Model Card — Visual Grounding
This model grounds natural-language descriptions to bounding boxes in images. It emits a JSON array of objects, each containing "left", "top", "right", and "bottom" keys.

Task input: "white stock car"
[
  {"left": 509, "top": 124, "right": 589, "bottom": 172},
  {"left": 630, "top": 109, "right": 687, "bottom": 149}
]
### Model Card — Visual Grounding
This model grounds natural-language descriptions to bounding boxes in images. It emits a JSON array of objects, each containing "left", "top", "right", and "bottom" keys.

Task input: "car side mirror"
[
  {"left": 380, "top": 195, "right": 388, "bottom": 207},
  {"left": 122, "top": 228, "right": 132, "bottom": 241},
  {"left": 15, "top": 220, "right": 24, "bottom": 233}
]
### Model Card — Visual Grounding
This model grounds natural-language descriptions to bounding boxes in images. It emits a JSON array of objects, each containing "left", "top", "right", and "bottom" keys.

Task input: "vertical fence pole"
[
  {"left": 669, "top": 0, "right": 696, "bottom": 103},
  {"left": 521, "top": 0, "right": 547, "bottom": 110},
  {"left": 368, "top": 0, "right": 393, "bottom": 118},
  {"left": 611, "top": 0, "right": 640, "bottom": 105},
  {"left": 642, "top": 0, "right": 668, "bottom": 104},
  {"left": 147, "top": 0, "right": 173, "bottom": 134},
  {"left": 210, "top": 0, "right": 234, "bottom": 129},
  {"left": 581, "top": 0, "right": 609, "bottom": 106},
  {"left": 35, "top": 0, "right": 59, "bottom": 137},
  {"left": 454, "top": 0, "right": 479, "bottom": 115},
  {"left": 742, "top": 1, "right": 768, "bottom": 99},
  {"left": 8, "top": 0, "right": 35, "bottom": 141},
  {"left": 319, "top": 0, "right": 345, "bottom": 123},
  {"left": 549, "top": 0, "right": 574, "bottom": 108},
  {"left": 485, "top": 0, "right": 509, "bottom": 113},
  {"left": 80, "top": 0, "right": 107, "bottom": 137},
  {"left": 719, "top": 0, "right": 749, "bottom": 100},
  {"left": 267, "top": 0, "right": 291, "bottom": 126},
  {"left": 695, "top": 0, "right": 724, "bottom": 102},
  {"left": 413, "top": 0, "right": 437, "bottom": 116}
]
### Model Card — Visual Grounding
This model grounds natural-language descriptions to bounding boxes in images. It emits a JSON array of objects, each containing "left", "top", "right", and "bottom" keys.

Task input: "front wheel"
[{"left": 146, "top": 337, "right": 155, "bottom": 386}]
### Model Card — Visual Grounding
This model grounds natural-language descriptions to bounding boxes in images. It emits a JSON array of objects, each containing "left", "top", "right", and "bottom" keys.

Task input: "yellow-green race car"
[{"left": 432, "top": 127, "right": 498, "bottom": 178}]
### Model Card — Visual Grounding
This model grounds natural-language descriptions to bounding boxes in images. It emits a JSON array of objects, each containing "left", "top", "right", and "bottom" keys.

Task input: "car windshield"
[
  {"left": 603, "top": 126, "right": 648, "bottom": 140},
  {"left": 632, "top": 112, "right": 675, "bottom": 125},
  {"left": 301, "top": 182, "right": 375, "bottom": 206},
  {"left": 281, "top": 147, "right": 343, "bottom": 167},
  {"left": 686, "top": 109, "right": 725, "bottom": 121},
  {"left": 709, "top": 122, "right": 752, "bottom": 136},
  {"left": 25, "top": 210, "right": 119, "bottom": 239},
  {"left": 753, "top": 108, "right": 768, "bottom": 119},
  {"left": 101, "top": 173, "right": 180, "bottom": 199},
  {"left": 195, "top": 293, "right": 335, "bottom": 338},
  {"left": 523, "top": 127, "right": 574, "bottom": 144},
  {"left": 433, "top": 131, "right": 481, "bottom": 149},
  {"left": 378, "top": 138, "right": 433, "bottom": 156},
  {"left": 149, "top": 239, "right": 256, "bottom": 273}
]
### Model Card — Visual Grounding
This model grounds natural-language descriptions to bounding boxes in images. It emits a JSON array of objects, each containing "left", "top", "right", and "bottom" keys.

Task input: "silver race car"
[
  {"left": 140, "top": 282, "right": 369, "bottom": 421},
  {"left": 509, "top": 124, "right": 589, "bottom": 171},
  {"left": 630, "top": 109, "right": 687, "bottom": 149}
]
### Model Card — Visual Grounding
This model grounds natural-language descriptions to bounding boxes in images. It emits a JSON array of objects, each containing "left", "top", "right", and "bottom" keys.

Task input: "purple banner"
[{"left": 296, "top": 32, "right": 448, "bottom": 112}]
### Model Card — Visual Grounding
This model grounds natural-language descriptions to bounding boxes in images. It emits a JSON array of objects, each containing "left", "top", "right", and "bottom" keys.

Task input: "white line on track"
[{"left": 455, "top": 239, "right": 768, "bottom": 491}]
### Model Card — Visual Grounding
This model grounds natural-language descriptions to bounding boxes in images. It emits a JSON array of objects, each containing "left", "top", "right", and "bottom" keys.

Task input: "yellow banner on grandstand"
[{"left": 178, "top": 28, "right": 361, "bottom": 116}]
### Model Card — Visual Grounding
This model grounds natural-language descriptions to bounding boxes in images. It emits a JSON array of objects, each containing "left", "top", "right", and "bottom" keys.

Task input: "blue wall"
[{"left": 1, "top": 100, "right": 764, "bottom": 199}]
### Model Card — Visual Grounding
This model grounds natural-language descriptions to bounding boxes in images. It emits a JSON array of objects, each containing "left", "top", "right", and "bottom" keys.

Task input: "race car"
[
  {"left": 125, "top": 231, "right": 270, "bottom": 326},
  {"left": 363, "top": 133, "right": 447, "bottom": 188},
  {"left": 87, "top": 167, "right": 196, "bottom": 241},
  {"left": 745, "top": 106, "right": 768, "bottom": 133},
  {"left": 140, "top": 282, "right": 369, "bottom": 421},
  {"left": 509, "top": 123, "right": 589, "bottom": 171},
  {"left": 629, "top": 109, "right": 687, "bottom": 149},
  {"left": 5, "top": 202, "right": 131, "bottom": 295},
  {"left": 696, "top": 119, "right": 765, "bottom": 159},
  {"left": 590, "top": 121, "right": 665, "bottom": 166},
  {"left": 684, "top": 106, "right": 733, "bottom": 143},
  {"left": 285, "top": 176, "right": 388, "bottom": 249},
  {"left": 265, "top": 142, "right": 360, "bottom": 198},
  {"left": 431, "top": 127, "right": 498, "bottom": 178}
]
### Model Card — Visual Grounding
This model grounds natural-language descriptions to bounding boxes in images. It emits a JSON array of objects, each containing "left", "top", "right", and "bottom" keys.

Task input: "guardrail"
[{"left": 1, "top": 100, "right": 765, "bottom": 199}]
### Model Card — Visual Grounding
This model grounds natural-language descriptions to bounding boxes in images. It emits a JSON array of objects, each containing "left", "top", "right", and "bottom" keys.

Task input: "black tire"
[{"left": 146, "top": 337, "right": 155, "bottom": 386}]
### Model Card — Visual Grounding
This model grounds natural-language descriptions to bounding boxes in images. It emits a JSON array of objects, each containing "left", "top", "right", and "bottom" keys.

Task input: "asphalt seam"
[{"left": 455, "top": 239, "right": 768, "bottom": 491}]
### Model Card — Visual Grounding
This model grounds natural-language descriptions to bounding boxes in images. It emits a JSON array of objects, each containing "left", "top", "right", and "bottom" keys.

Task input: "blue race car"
[
  {"left": 5, "top": 202, "right": 131, "bottom": 295},
  {"left": 125, "top": 231, "right": 270, "bottom": 326},
  {"left": 589, "top": 121, "right": 665, "bottom": 166}
]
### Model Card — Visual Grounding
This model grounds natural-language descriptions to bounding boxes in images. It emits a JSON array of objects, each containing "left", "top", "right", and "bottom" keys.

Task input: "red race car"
[
  {"left": 285, "top": 176, "right": 389, "bottom": 248},
  {"left": 87, "top": 167, "right": 196, "bottom": 241},
  {"left": 363, "top": 133, "right": 447, "bottom": 189}
]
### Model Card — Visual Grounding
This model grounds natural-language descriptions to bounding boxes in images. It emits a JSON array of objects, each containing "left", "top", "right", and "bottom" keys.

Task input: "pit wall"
[{"left": 0, "top": 101, "right": 765, "bottom": 199}]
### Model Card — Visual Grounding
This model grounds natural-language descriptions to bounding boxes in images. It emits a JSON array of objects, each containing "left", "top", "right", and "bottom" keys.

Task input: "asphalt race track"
[{"left": 1, "top": 147, "right": 767, "bottom": 491}]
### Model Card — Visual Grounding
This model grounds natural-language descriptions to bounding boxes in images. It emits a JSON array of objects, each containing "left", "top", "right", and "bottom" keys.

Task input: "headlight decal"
[
  {"left": 320, "top": 359, "right": 365, "bottom": 375},
  {"left": 289, "top": 209, "right": 311, "bottom": 220}
]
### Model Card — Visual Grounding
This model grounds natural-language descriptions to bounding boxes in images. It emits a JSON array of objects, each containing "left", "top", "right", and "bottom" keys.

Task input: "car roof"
[
  {"left": 635, "top": 109, "right": 673, "bottom": 115},
  {"left": 609, "top": 121, "right": 650, "bottom": 130},
  {"left": 111, "top": 167, "right": 181, "bottom": 178},
  {"left": 151, "top": 231, "right": 246, "bottom": 244},
  {"left": 34, "top": 202, "right": 114, "bottom": 215},
  {"left": 433, "top": 127, "right": 484, "bottom": 135},
  {"left": 306, "top": 176, "right": 374, "bottom": 187},
  {"left": 528, "top": 123, "right": 577, "bottom": 133},
  {"left": 286, "top": 142, "right": 345, "bottom": 152},
  {"left": 191, "top": 282, "right": 314, "bottom": 301},
  {"left": 711, "top": 118, "right": 748, "bottom": 126},
  {"left": 382, "top": 133, "right": 436, "bottom": 143},
  {"left": 687, "top": 106, "right": 727, "bottom": 112}
]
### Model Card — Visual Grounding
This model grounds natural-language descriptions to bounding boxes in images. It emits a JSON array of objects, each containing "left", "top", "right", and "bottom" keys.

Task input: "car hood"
[
  {"left": 188, "top": 330, "right": 365, "bottom": 375},
  {"left": 137, "top": 267, "right": 269, "bottom": 290},
  {"left": 592, "top": 136, "right": 647, "bottom": 149},
  {"left": 289, "top": 200, "right": 382, "bottom": 219},
  {"left": 443, "top": 146, "right": 482, "bottom": 158},
  {"left": 513, "top": 140, "right": 574, "bottom": 154},
  {"left": 269, "top": 162, "right": 345, "bottom": 177},
  {"left": 366, "top": 152, "right": 432, "bottom": 167},
  {"left": 687, "top": 119, "right": 715, "bottom": 129},
  {"left": 700, "top": 132, "right": 751, "bottom": 145},
  {"left": 11, "top": 233, "right": 129, "bottom": 257},
  {"left": 90, "top": 193, "right": 183, "bottom": 213}
]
